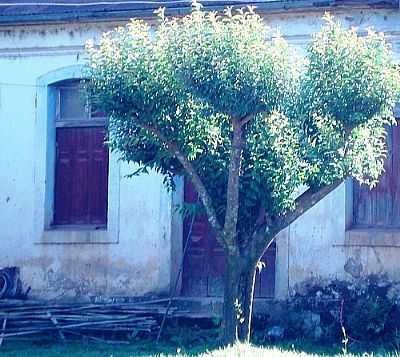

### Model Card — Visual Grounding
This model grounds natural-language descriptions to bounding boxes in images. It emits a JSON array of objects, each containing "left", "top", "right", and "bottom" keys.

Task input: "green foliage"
[
  {"left": 254, "top": 275, "right": 400, "bottom": 346},
  {"left": 85, "top": 5, "right": 400, "bottom": 244},
  {"left": 299, "top": 15, "right": 399, "bottom": 188},
  {"left": 163, "top": 4, "right": 295, "bottom": 119}
]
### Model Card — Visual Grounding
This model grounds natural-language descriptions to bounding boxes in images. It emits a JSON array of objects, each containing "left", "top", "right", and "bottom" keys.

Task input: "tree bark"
[
  {"left": 222, "top": 119, "right": 244, "bottom": 254},
  {"left": 222, "top": 254, "right": 257, "bottom": 345}
]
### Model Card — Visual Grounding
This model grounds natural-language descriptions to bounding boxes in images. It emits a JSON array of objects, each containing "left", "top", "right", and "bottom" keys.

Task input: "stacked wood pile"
[{"left": 0, "top": 298, "right": 175, "bottom": 345}]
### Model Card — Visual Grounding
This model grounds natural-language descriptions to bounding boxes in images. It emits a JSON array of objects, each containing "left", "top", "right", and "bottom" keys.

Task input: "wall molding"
[{"left": 33, "top": 64, "right": 120, "bottom": 244}]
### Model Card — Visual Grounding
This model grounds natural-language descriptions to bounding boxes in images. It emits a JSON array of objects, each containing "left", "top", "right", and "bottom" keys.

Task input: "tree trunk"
[{"left": 222, "top": 255, "right": 257, "bottom": 345}]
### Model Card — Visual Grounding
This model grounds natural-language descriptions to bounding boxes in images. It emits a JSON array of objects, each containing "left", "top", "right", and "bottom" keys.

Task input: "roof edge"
[{"left": 0, "top": 1, "right": 397, "bottom": 26}]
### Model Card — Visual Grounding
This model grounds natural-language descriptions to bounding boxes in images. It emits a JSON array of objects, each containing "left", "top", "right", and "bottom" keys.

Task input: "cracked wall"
[
  {"left": 1, "top": 6, "right": 400, "bottom": 300},
  {"left": 0, "top": 22, "right": 175, "bottom": 301},
  {"left": 262, "top": 7, "right": 400, "bottom": 296}
]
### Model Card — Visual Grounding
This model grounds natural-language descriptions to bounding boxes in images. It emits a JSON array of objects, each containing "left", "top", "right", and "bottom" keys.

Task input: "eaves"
[{"left": 0, "top": 0, "right": 397, "bottom": 26}]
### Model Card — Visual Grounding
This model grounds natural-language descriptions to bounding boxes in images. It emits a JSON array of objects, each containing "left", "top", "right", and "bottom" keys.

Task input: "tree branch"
[
  {"left": 250, "top": 179, "right": 344, "bottom": 259},
  {"left": 139, "top": 122, "right": 223, "bottom": 235},
  {"left": 239, "top": 113, "right": 254, "bottom": 127},
  {"left": 277, "top": 179, "right": 344, "bottom": 231}
]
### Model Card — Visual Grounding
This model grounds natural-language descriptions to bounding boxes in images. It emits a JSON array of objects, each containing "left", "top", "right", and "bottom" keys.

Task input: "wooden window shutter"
[
  {"left": 353, "top": 124, "right": 400, "bottom": 228},
  {"left": 54, "top": 127, "right": 109, "bottom": 226}
]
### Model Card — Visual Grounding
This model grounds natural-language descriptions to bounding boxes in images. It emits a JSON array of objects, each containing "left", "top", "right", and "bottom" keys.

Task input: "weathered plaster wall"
[
  {"left": 261, "top": 7, "right": 400, "bottom": 296},
  {"left": 0, "top": 21, "right": 177, "bottom": 301},
  {"left": 1, "top": 6, "right": 400, "bottom": 301}
]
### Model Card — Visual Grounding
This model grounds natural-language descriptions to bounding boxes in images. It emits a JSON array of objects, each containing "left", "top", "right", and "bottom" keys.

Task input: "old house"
[{"left": 0, "top": 0, "right": 400, "bottom": 303}]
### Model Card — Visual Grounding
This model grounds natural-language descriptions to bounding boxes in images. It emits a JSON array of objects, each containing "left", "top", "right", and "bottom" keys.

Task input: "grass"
[
  {"left": 1, "top": 339, "right": 399, "bottom": 357},
  {"left": 1, "top": 325, "right": 398, "bottom": 357}
]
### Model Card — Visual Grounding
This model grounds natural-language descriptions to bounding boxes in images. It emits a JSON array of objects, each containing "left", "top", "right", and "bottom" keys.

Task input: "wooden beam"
[{"left": 0, "top": 317, "right": 7, "bottom": 347}]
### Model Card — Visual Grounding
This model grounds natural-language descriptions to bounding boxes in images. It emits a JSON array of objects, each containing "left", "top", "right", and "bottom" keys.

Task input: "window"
[
  {"left": 53, "top": 80, "right": 109, "bottom": 227},
  {"left": 353, "top": 122, "right": 400, "bottom": 228}
]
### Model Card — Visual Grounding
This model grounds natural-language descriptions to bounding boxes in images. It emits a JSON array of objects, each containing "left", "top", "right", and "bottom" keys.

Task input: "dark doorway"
[{"left": 181, "top": 179, "right": 276, "bottom": 297}]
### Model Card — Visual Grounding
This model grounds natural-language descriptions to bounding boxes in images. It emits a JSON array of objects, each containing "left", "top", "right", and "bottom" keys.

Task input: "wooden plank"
[
  {"left": 0, "top": 317, "right": 7, "bottom": 346},
  {"left": 47, "top": 312, "right": 66, "bottom": 343},
  {"left": 0, "top": 300, "right": 170, "bottom": 345}
]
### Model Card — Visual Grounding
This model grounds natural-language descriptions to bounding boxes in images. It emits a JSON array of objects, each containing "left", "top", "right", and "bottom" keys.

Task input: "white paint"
[
  {"left": 1, "top": 6, "right": 400, "bottom": 300},
  {"left": 0, "top": 21, "right": 173, "bottom": 300},
  {"left": 261, "top": 7, "right": 400, "bottom": 296}
]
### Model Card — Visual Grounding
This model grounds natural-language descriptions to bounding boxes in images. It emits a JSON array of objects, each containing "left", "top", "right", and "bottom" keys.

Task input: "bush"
[{"left": 254, "top": 274, "right": 400, "bottom": 345}]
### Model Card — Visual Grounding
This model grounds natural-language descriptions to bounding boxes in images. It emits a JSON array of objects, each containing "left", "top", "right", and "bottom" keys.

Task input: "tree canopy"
[
  {"left": 86, "top": 5, "right": 400, "bottom": 343},
  {"left": 86, "top": 8, "right": 398, "bottom": 239}
]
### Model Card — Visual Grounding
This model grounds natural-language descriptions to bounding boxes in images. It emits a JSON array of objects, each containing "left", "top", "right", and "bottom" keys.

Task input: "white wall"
[
  {"left": 260, "top": 7, "right": 400, "bottom": 296},
  {"left": 0, "top": 21, "right": 175, "bottom": 300},
  {"left": 1, "top": 6, "right": 400, "bottom": 301}
]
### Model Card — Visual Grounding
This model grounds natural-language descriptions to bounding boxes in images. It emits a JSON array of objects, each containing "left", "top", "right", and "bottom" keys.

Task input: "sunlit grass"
[
  {"left": 174, "top": 343, "right": 399, "bottom": 357},
  {"left": 1, "top": 341, "right": 399, "bottom": 357},
  {"left": 189, "top": 343, "right": 326, "bottom": 356}
]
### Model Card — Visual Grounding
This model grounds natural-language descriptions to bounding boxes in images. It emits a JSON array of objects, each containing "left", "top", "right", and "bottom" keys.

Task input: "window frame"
[
  {"left": 351, "top": 118, "right": 400, "bottom": 230},
  {"left": 52, "top": 80, "right": 109, "bottom": 229},
  {"left": 344, "top": 107, "right": 400, "bottom": 247},
  {"left": 55, "top": 81, "right": 107, "bottom": 128},
  {"left": 33, "top": 66, "right": 120, "bottom": 244}
]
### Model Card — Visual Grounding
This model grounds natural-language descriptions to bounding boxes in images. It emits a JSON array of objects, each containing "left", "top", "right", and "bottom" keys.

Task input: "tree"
[{"left": 85, "top": 4, "right": 400, "bottom": 344}]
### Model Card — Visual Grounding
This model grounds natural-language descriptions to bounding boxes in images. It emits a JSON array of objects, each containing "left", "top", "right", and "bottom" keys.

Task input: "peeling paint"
[
  {"left": 2, "top": 9, "right": 400, "bottom": 301},
  {"left": 344, "top": 255, "right": 363, "bottom": 278}
]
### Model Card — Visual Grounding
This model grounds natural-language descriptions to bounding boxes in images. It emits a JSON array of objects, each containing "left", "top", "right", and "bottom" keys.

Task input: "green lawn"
[
  {"left": 1, "top": 341, "right": 398, "bottom": 357},
  {"left": 0, "top": 324, "right": 396, "bottom": 357}
]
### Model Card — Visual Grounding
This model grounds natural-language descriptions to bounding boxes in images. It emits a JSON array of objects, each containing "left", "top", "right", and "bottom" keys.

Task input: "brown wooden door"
[
  {"left": 353, "top": 124, "right": 400, "bottom": 228},
  {"left": 181, "top": 180, "right": 276, "bottom": 298},
  {"left": 54, "top": 127, "right": 109, "bottom": 226}
]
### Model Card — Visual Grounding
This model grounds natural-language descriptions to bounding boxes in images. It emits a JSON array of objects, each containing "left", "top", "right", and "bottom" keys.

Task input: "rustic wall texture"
[{"left": 1, "top": 6, "right": 400, "bottom": 301}]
